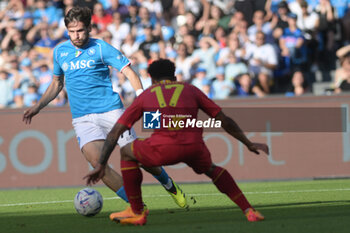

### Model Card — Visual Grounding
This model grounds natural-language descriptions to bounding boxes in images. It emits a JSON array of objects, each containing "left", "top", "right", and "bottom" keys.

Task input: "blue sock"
[
  {"left": 116, "top": 186, "right": 129, "bottom": 203},
  {"left": 153, "top": 167, "right": 170, "bottom": 185}
]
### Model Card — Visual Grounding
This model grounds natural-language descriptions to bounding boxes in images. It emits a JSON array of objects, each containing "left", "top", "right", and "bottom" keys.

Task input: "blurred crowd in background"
[{"left": 1, "top": 0, "right": 350, "bottom": 109}]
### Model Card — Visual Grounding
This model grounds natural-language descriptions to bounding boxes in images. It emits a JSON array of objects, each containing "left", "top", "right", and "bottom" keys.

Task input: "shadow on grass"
[{"left": 1, "top": 200, "right": 350, "bottom": 233}]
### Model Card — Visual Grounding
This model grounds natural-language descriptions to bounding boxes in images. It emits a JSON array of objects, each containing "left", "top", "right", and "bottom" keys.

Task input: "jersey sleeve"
[
  {"left": 99, "top": 40, "right": 130, "bottom": 72},
  {"left": 117, "top": 95, "right": 144, "bottom": 128},
  {"left": 53, "top": 46, "right": 63, "bottom": 76},
  {"left": 191, "top": 85, "right": 222, "bottom": 118}
]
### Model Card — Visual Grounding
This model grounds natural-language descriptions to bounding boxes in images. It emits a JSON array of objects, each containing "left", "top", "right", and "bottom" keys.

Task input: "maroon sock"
[
  {"left": 209, "top": 166, "right": 252, "bottom": 212},
  {"left": 120, "top": 160, "right": 144, "bottom": 214}
]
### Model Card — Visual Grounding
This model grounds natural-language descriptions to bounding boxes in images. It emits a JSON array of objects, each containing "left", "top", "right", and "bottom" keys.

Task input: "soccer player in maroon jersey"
[{"left": 85, "top": 59, "right": 269, "bottom": 225}]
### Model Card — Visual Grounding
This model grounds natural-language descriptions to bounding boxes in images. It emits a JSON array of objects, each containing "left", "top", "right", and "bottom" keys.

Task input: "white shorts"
[{"left": 72, "top": 109, "right": 137, "bottom": 150}]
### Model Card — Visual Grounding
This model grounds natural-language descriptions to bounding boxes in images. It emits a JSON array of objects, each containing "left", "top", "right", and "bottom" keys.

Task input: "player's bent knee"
[
  {"left": 120, "top": 147, "right": 132, "bottom": 161},
  {"left": 204, "top": 164, "right": 217, "bottom": 177},
  {"left": 190, "top": 163, "right": 213, "bottom": 175},
  {"left": 120, "top": 143, "right": 135, "bottom": 161},
  {"left": 88, "top": 159, "right": 100, "bottom": 168}
]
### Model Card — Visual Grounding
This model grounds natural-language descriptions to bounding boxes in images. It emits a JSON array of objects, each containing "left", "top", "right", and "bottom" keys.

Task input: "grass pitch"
[{"left": 0, "top": 179, "right": 349, "bottom": 233}]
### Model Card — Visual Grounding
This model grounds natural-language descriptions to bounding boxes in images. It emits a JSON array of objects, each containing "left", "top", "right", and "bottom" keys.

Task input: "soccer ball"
[{"left": 74, "top": 188, "right": 103, "bottom": 216}]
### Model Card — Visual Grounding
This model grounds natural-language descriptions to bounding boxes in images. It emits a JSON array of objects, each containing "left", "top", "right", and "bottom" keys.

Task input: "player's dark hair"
[
  {"left": 64, "top": 6, "right": 91, "bottom": 28},
  {"left": 148, "top": 59, "right": 176, "bottom": 81}
]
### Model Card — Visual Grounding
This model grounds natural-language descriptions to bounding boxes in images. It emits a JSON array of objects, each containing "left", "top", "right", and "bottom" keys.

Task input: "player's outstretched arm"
[
  {"left": 121, "top": 65, "right": 144, "bottom": 96},
  {"left": 84, "top": 123, "right": 129, "bottom": 185},
  {"left": 99, "top": 123, "right": 128, "bottom": 165},
  {"left": 23, "top": 75, "right": 64, "bottom": 124},
  {"left": 215, "top": 111, "right": 269, "bottom": 155}
]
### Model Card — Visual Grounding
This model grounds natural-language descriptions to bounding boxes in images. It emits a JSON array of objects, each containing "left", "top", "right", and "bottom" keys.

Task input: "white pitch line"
[
  {"left": 245, "top": 188, "right": 350, "bottom": 195},
  {"left": 1, "top": 188, "right": 350, "bottom": 207}
]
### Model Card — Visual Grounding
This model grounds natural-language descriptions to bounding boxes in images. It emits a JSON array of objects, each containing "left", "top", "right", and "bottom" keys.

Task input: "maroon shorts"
[{"left": 132, "top": 138, "right": 212, "bottom": 174}]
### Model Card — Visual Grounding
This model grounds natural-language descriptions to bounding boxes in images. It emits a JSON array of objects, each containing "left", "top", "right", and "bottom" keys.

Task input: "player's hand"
[
  {"left": 84, "top": 163, "right": 106, "bottom": 186},
  {"left": 23, "top": 105, "right": 40, "bottom": 124},
  {"left": 248, "top": 143, "right": 269, "bottom": 156}
]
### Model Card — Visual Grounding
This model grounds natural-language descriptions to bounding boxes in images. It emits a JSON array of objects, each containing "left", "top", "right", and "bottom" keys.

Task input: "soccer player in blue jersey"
[{"left": 22, "top": 6, "right": 187, "bottom": 208}]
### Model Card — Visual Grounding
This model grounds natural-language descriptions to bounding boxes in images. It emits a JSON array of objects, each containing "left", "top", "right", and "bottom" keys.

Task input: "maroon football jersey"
[{"left": 118, "top": 80, "right": 221, "bottom": 145}]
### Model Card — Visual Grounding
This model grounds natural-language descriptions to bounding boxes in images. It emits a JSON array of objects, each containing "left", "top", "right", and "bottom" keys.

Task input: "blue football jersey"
[{"left": 53, "top": 38, "right": 130, "bottom": 118}]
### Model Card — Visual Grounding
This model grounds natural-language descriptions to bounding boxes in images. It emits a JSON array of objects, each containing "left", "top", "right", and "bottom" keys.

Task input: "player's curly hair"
[
  {"left": 148, "top": 59, "right": 176, "bottom": 81},
  {"left": 64, "top": 6, "right": 91, "bottom": 28}
]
